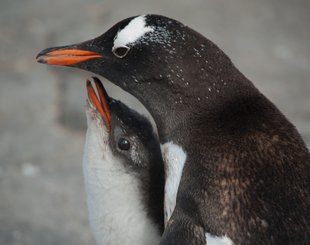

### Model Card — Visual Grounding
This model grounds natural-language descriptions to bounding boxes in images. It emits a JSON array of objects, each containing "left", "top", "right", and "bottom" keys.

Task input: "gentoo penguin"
[
  {"left": 37, "top": 15, "right": 310, "bottom": 244},
  {"left": 83, "top": 77, "right": 165, "bottom": 245}
]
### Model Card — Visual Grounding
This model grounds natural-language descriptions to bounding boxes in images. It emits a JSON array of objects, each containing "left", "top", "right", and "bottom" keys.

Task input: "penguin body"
[
  {"left": 83, "top": 77, "right": 164, "bottom": 245},
  {"left": 38, "top": 15, "right": 310, "bottom": 244}
]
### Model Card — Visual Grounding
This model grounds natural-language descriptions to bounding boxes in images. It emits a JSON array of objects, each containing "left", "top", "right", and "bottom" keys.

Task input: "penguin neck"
[
  {"left": 134, "top": 90, "right": 192, "bottom": 142},
  {"left": 128, "top": 80, "right": 194, "bottom": 142},
  {"left": 131, "top": 73, "right": 258, "bottom": 144},
  {"left": 125, "top": 38, "right": 260, "bottom": 143}
]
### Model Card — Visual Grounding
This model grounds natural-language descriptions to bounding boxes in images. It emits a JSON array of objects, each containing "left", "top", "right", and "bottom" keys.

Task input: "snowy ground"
[{"left": 0, "top": 0, "right": 309, "bottom": 244}]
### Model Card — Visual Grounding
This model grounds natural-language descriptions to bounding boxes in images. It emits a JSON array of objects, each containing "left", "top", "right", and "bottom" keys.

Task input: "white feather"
[
  {"left": 206, "top": 233, "right": 234, "bottom": 245},
  {"left": 161, "top": 142, "right": 186, "bottom": 225},
  {"left": 113, "top": 15, "right": 154, "bottom": 49}
]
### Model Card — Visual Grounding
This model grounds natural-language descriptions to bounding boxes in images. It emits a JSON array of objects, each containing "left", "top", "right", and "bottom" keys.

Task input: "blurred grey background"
[{"left": 0, "top": 0, "right": 309, "bottom": 244}]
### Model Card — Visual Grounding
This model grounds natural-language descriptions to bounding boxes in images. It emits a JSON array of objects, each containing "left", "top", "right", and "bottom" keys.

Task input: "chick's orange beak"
[
  {"left": 36, "top": 48, "right": 102, "bottom": 66},
  {"left": 86, "top": 77, "right": 111, "bottom": 132}
]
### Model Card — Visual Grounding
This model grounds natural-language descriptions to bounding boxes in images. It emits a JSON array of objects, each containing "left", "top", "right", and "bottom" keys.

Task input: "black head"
[
  {"left": 86, "top": 77, "right": 165, "bottom": 231},
  {"left": 36, "top": 15, "right": 222, "bottom": 98}
]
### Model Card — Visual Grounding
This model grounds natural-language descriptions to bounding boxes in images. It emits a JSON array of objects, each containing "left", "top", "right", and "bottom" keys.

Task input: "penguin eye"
[
  {"left": 113, "top": 46, "right": 130, "bottom": 58},
  {"left": 118, "top": 138, "right": 130, "bottom": 151}
]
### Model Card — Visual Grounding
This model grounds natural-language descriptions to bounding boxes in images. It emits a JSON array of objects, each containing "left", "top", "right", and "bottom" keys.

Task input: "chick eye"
[
  {"left": 113, "top": 46, "right": 130, "bottom": 58},
  {"left": 118, "top": 138, "right": 130, "bottom": 150}
]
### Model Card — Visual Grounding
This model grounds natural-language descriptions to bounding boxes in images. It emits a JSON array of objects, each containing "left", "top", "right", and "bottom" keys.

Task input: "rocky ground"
[{"left": 0, "top": 0, "right": 309, "bottom": 244}]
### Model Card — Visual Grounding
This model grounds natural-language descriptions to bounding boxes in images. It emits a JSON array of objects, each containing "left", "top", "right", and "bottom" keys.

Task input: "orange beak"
[
  {"left": 86, "top": 77, "right": 111, "bottom": 132},
  {"left": 36, "top": 48, "right": 102, "bottom": 66}
]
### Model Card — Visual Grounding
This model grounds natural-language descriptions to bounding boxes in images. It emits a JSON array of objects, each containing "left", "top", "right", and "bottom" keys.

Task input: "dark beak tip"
[
  {"left": 36, "top": 57, "right": 46, "bottom": 64},
  {"left": 36, "top": 52, "right": 43, "bottom": 59},
  {"left": 35, "top": 51, "right": 43, "bottom": 60},
  {"left": 35, "top": 47, "right": 51, "bottom": 61}
]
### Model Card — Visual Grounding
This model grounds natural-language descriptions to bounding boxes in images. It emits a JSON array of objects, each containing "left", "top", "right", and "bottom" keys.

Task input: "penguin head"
[
  {"left": 36, "top": 15, "right": 208, "bottom": 95},
  {"left": 86, "top": 77, "right": 163, "bottom": 172}
]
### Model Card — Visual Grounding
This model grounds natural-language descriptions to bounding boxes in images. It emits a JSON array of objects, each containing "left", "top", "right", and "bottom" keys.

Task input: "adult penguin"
[{"left": 37, "top": 15, "right": 310, "bottom": 244}]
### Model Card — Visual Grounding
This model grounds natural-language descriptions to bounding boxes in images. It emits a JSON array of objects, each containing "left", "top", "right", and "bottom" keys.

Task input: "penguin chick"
[{"left": 83, "top": 77, "right": 164, "bottom": 245}]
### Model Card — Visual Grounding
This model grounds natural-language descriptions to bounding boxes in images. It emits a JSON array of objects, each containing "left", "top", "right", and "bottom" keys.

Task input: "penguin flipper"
[{"left": 160, "top": 210, "right": 206, "bottom": 245}]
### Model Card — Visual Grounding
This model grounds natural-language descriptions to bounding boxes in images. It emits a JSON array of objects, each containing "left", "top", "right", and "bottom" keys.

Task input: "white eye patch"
[{"left": 113, "top": 15, "right": 154, "bottom": 50}]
